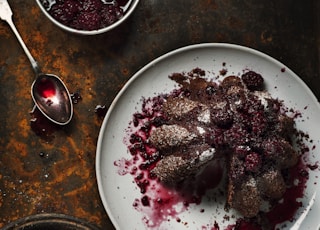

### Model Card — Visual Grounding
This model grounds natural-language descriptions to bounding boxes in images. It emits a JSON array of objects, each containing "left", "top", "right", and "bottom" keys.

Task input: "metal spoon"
[{"left": 0, "top": 0, "right": 73, "bottom": 125}]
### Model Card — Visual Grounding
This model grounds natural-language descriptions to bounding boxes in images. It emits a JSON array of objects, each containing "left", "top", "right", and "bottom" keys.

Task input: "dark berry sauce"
[
  {"left": 95, "top": 104, "right": 107, "bottom": 118},
  {"left": 30, "top": 106, "right": 61, "bottom": 142},
  {"left": 70, "top": 92, "right": 82, "bottom": 104},
  {"left": 40, "top": 0, "right": 132, "bottom": 31},
  {"left": 36, "top": 78, "right": 56, "bottom": 99},
  {"left": 116, "top": 68, "right": 314, "bottom": 229},
  {"left": 30, "top": 91, "right": 81, "bottom": 140}
]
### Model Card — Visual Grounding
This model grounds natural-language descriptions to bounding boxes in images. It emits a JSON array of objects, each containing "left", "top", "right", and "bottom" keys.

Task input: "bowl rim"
[
  {"left": 35, "top": 0, "right": 140, "bottom": 35},
  {"left": 1, "top": 213, "right": 102, "bottom": 230}
]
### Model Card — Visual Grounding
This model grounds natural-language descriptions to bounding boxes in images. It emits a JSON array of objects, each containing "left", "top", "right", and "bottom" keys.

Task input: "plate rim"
[{"left": 95, "top": 43, "right": 320, "bottom": 229}]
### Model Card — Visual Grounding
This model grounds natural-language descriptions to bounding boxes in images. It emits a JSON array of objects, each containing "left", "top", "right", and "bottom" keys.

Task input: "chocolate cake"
[{"left": 147, "top": 69, "right": 299, "bottom": 218}]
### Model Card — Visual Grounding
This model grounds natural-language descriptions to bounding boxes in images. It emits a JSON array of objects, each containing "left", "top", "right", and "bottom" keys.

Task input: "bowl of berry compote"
[{"left": 36, "top": 0, "right": 139, "bottom": 35}]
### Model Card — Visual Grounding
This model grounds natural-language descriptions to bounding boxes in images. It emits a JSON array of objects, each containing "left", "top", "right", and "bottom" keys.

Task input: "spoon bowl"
[
  {"left": 0, "top": 0, "right": 73, "bottom": 125},
  {"left": 31, "top": 74, "right": 73, "bottom": 125}
]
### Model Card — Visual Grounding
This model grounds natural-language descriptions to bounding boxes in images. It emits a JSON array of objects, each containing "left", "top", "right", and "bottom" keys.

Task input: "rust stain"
[
  {"left": 261, "top": 30, "right": 273, "bottom": 44},
  {"left": 18, "top": 118, "right": 30, "bottom": 138},
  {"left": 0, "top": 26, "right": 11, "bottom": 38},
  {"left": 5, "top": 139, "right": 28, "bottom": 158},
  {"left": 30, "top": 6, "right": 40, "bottom": 17}
]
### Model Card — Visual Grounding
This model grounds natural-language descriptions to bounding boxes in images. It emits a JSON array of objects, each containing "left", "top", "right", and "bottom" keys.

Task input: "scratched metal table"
[{"left": 0, "top": 0, "right": 319, "bottom": 229}]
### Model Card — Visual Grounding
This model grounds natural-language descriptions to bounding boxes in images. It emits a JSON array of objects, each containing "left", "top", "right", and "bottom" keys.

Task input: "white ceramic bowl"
[{"left": 36, "top": 0, "right": 139, "bottom": 35}]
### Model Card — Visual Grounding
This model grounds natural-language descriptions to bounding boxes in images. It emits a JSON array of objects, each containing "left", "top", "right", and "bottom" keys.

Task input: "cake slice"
[
  {"left": 151, "top": 144, "right": 215, "bottom": 184},
  {"left": 142, "top": 70, "right": 300, "bottom": 218}
]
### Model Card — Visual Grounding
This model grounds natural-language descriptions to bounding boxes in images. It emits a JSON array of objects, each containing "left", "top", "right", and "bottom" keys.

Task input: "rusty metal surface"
[{"left": 0, "top": 0, "right": 319, "bottom": 229}]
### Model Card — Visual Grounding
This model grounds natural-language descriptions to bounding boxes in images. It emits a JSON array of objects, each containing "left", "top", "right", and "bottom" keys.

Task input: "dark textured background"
[{"left": 0, "top": 0, "right": 319, "bottom": 229}]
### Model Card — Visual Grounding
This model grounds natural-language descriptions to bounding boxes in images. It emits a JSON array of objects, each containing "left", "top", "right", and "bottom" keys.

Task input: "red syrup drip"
[
  {"left": 35, "top": 78, "right": 58, "bottom": 107},
  {"left": 95, "top": 104, "right": 107, "bottom": 118},
  {"left": 30, "top": 91, "right": 81, "bottom": 140},
  {"left": 116, "top": 144, "right": 225, "bottom": 228},
  {"left": 71, "top": 92, "right": 82, "bottom": 104},
  {"left": 224, "top": 159, "right": 310, "bottom": 230},
  {"left": 265, "top": 158, "right": 308, "bottom": 227},
  {"left": 42, "top": 85, "right": 55, "bottom": 99},
  {"left": 30, "top": 107, "right": 60, "bottom": 142},
  {"left": 130, "top": 162, "right": 224, "bottom": 228},
  {"left": 116, "top": 95, "right": 226, "bottom": 229},
  {"left": 226, "top": 219, "right": 261, "bottom": 230},
  {"left": 37, "top": 78, "right": 56, "bottom": 99}
]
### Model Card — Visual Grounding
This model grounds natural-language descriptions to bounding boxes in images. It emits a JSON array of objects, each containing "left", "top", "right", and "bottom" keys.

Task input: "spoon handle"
[{"left": 0, "top": 0, "right": 40, "bottom": 74}]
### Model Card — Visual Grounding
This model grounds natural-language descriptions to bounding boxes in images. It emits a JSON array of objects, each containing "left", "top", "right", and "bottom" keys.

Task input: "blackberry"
[
  {"left": 49, "top": 4, "right": 69, "bottom": 24},
  {"left": 244, "top": 152, "right": 261, "bottom": 172},
  {"left": 212, "top": 109, "right": 233, "bottom": 128},
  {"left": 100, "top": 6, "right": 122, "bottom": 27},
  {"left": 205, "top": 85, "right": 217, "bottom": 95},
  {"left": 82, "top": 0, "right": 103, "bottom": 12},
  {"left": 74, "top": 11, "right": 101, "bottom": 30},
  {"left": 241, "top": 71, "right": 264, "bottom": 91},
  {"left": 151, "top": 116, "right": 167, "bottom": 127},
  {"left": 221, "top": 76, "right": 244, "bottom": 91}
]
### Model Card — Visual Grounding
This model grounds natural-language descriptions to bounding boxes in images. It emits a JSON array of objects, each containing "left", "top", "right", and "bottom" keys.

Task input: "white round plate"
[{"left": 96, "top": 43, "right": 320, "bottom": 230}]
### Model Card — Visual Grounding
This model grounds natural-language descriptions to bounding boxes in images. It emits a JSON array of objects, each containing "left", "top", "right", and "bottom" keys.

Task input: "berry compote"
[{"left": 39, "top": 0, "right": 132, "bottom": 31}]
